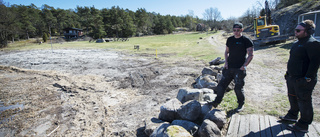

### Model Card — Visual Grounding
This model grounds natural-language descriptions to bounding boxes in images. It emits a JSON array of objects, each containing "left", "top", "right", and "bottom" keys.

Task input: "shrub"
[{"left": 43, "top": 33, "right": 48, "bottom": 42}]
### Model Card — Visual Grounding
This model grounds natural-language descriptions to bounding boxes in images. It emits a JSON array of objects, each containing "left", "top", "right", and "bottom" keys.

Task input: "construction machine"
[{"left": 253, "top": 0, "right": 288, "bottom": 46}]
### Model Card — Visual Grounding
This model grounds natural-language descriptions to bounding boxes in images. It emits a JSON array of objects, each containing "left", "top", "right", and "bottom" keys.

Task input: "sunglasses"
[
  {"left": 295, "top": 29, "right": 304, "bottom": 33},
  {"left": 233, "top": 29, "right": 241, "bottom": 32}
]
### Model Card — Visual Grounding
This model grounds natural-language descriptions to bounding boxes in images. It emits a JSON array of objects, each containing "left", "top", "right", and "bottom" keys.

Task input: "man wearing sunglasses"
[
  {"left": 280, "top": 20, "right": 320, "bottom": 133},
  {"left": 208, "top": 22, "right": 254, "bottom": 112}
]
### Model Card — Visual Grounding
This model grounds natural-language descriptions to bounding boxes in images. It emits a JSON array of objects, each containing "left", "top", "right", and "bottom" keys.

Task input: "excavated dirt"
[
  {"left": 1, "top": 32, "right": 320, "bottom": 137},
  {"left": 0, "top": 49, "right": 205, "bottom": 136}
]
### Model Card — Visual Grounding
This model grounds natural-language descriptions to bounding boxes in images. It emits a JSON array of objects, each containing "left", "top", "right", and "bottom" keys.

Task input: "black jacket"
[{"left": 287, "top": 35, "right": 320, "bottom": 78}]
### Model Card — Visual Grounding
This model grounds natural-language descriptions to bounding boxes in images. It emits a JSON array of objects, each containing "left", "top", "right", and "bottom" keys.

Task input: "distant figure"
[
  {"left": 208, "top": 22, "right": 254, "bottom": 112},
  {"left": 280, "top": 20, "right": 320, "bottom": 133}
]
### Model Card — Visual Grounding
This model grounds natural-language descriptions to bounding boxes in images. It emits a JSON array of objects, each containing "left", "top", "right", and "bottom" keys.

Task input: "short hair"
[
  {"left": 299, "top": 20, "right": 316, "bottom": 35},
  {"left": 303, "top": 20, "right": 316, "bottom": 29},
  {"left": 233, "top": 22, "right": 243, "bottom": 29}
]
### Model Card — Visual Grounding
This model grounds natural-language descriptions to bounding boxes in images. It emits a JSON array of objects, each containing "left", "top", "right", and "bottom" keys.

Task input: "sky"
[{"left": 6, "top": 0, "right": 264, "bottom": 20}]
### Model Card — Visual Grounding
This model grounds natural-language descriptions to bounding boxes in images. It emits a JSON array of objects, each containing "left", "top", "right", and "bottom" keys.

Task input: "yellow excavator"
[{"left": 253, "top": 0, "right": 288, "bottom": 46}]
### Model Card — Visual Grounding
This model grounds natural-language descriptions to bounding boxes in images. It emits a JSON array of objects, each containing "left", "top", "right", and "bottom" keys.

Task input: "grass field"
[{"left": 5, "top": 32, "right": 221, "bottom": 62}]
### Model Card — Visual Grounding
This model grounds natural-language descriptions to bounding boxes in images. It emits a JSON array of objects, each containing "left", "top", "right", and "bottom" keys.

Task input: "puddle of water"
[
  {"left": 0, "top": 101, "right": 25, "bottom": 124},
  {"left": 0, "top": 102, "right": 24, "bottom": 112}
]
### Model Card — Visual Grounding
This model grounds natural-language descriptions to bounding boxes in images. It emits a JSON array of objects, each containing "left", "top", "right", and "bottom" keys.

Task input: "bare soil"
[{"left": 1, "top": 32, "right": 320, "bottom": 136}]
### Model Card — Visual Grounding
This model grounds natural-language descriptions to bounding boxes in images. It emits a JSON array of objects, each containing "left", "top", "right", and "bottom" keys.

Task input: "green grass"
[{"left": 4, "top": 32, "right": 221, "bottom": 62}]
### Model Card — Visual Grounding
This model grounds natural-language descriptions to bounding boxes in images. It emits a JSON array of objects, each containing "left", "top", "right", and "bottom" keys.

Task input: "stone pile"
[{"left": 144, "top": 57, "right": 234, "bottom": 137}]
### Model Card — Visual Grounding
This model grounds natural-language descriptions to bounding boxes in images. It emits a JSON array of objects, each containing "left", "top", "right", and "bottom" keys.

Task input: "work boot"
[
  {"left": 287, "top": 124, "right": 308, "bottom": 133},
  {"left": 236, "top": 104, "right": 244, "bottom": 112},
  {"left": 207, "top": 101, "right": 219, "bottom": 108},
  {"left": 279, "top": 115, "right": 297, "bottom": 122}
]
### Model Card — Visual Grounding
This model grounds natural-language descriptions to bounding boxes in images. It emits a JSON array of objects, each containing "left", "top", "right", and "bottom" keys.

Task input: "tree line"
[
  {"left": 0, "top": 0, "right": 305, "bottom": 48},
  {"left": 0, "top": 2, "right": 218, "bottom": 48}
]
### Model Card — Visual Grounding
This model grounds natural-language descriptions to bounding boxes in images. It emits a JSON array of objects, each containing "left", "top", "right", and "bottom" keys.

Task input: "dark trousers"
[
  {"left": 214, "top": 68, "right": 246, "bottom": 105},
  {"left": 286, "top": 76, "right": 317, "bottom": 129}
]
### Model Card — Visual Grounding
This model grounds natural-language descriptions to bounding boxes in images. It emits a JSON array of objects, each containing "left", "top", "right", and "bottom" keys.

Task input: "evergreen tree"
[
  {"left": 0, "top": 2, "right": 16, "bottom": 47},
  {"left": 90, "top": 7, "right": 105, "bottom": 39}
]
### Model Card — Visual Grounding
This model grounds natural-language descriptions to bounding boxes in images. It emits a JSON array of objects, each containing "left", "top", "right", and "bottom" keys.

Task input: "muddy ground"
[{"left": 1, "top": 32, "right": 320, "bottom": 136}]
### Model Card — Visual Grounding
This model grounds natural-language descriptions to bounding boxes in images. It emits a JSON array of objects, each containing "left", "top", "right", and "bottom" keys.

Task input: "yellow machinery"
[
  {"left": 254, "top": 16, "right": 280, "bottom": 38},
  {"left": 252, "top": 1, "right": 288, "bottom": 46}
]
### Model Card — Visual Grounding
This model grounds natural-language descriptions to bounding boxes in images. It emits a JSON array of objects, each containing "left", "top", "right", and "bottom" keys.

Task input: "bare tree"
[{"left": 203, "top": 7, "right": 222, "bottom": 31}]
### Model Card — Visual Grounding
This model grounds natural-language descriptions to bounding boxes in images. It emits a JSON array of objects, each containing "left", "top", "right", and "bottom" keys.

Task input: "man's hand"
[
  {"left": 224, "top": 62, "right": 228, "bottom": 69},
  {"left": 240, "top": 65, "right": 246, "bottom": 71}
]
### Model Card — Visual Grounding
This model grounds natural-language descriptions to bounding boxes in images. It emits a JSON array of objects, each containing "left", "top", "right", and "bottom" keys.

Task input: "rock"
[
  {"left": 95, "top": 39, "right": 105, "bottom": 43},
  {"left": 144, "top": 117, "right": 169, "bottom": 136},
  {"left": 150, "top": 123, "right": 170, "bottom": 137},
  {"left": 204, "top": 109, "right": 227, "bottom": 130},
  {"left": 158, "top": 98, "right": 181, "bottom": 122},
  {"left": 129, "top": 71, "right": 145, "bottom": 87},
  {"left": 171, "top": 120, "right": 199, "bottom": 136},
  {"left": 203, "top": 93, "right": 216, "bottom": 102},
  {"left": 198, "top": 119, "right": 222, "bottom": 137},
  {"left": 176, "top": 88, "right": 215, "bottom": 104},
  {"left": 201, "top": 67, "right": 218, "bottom": 76},
  {"left": 216, "top": 73, "right": 223, "bottom": 82},
  {"left": 166, "top": 125, "right": 193, "bottom": 137},
  {"left": 176, "top": 88, "right": 202, "bottom": 103},
  {"left": 199, "top": 103, "right": 213, "bottom": 120},
  {"left": 209, "top": 57, "right": 225, "bottom": 66},
  {"left": 194, "top": 75, "right": 218, "bottom": 90},
  {"left": 177, "top": 100, "right": 201, "bottom": 121}
]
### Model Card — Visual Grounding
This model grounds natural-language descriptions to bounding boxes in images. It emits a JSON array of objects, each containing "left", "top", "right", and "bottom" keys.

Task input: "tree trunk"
[{"left": 26, "top": 30, "right": 29, "bottom": 39}]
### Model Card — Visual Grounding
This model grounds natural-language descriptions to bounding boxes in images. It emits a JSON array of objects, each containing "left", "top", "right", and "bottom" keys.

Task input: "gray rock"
[
  {"left": 200, "top": 103, "right": 213, "bottom": 120},
  {"left": 194, "top": 75, "right": 218, "bottom": 89},
  {"left": 171, "top": 120, "right": 199, "bottom": 135},
  {"left": 177, "top": 100, "right": 201, "bottom": 121},
  {"left": 201, "top": 67, "right": 218, "bottom": 76},
  {"left": 95, "top": 39, "right": 105, "bottom": 43},
  {"left": 176, "top": 88, "right": 203, "bottom": 103},
  {"left": 165, "top": 125, "right": 192, "bottom": 137},
  {"left": 204, "top": 109, "right": 227, "bottom": 129},
  {"left": 158, "top": 98, "right": 181, "bottom": 122},
  {"left": 216, "top": 73, "right": 223, "bottom": 82},
  {"left": 198, "top": 119, "right": 222, "bottom": 137},
  {"left": 144, "top": 117, "right": 169, "bottom": 136},
  {"left": 203, "top": 93, "right": 216, "bottom": 102},
  {"left": 176, "top": 88, "right": 215, "bottom": 104},
  {"left": 150, "top": 123, "right": 170, "bottom": 137},
  {"left": 209, "top": 57, "right": 225, "bottom": 66}
]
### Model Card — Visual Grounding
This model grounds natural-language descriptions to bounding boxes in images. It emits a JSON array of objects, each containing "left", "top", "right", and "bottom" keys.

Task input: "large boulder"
[
  {"left": 194, "top": 75, "right": 218, "bottom": 90},
  {"left": 177, "top": 100, "right": 201, "bottom": 121},
  {"left": 166, "top": 125, "right": 193, "bottom": 137},
  {"left": 177, "top": 88, "right": 202, "bottom": 103},
  {"left": 198, "top": 119, "right": 222, "bottom": 137},
  {"left": 177, "top": 87, "right": 216, "bottom": 104},
  {"left": 158, "top": 98, "right": 181, "bottom": 122},
  {"left": 150, "top": 124, "right": 192, "bottom": 137},
  {"left": 171, "top": 120, "right": 199, "bottom": 136},
  {"left": 204, "top": 109, "right": 227, "bottom": 130}
]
